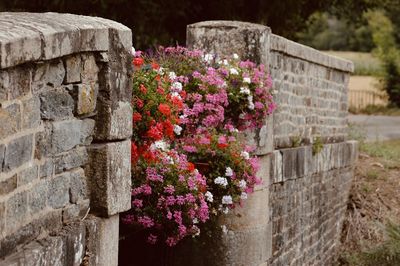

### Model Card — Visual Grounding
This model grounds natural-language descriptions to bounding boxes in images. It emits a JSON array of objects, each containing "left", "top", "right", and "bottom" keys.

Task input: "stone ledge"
[
  {"left": 270, "top": 34, "right": 354, "bottom": 73},
  {"left": 0, "top": 12, "right": 132, "bottom": 69}
]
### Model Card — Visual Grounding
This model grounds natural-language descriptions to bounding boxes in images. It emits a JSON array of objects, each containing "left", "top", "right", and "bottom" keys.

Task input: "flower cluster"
[{"left": 124, "top": 46, "right": 276, "bottom": 247}]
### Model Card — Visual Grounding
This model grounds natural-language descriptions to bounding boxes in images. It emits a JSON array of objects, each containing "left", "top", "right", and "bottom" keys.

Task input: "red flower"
[
  {"left": 163, "top": 120, "right": 174, "bottom": 138},
  {"left": 151, "top": 62, "right": 160, "bottom": 70},
  {"left": 133, "top": 112, "right": 142, "bottom": 122},
  {"left": 158, "top": 103, "right": 171, "bottom": 116},
  {"left": 140, "top": 84, "right": 147, "bottom": 94},
  {"left": 171, "top": 96, "right": 183, "bottom": 110},
  {"left": 133, "top": 57, "right": 144, "bottom": 67},
  {"left": 217, "top": 143, "right": 229, "bottom": 149},
  {"left": 187, "top": 162, "right": 195, "bottom": 172},
  {"left": 179, "top": 90, "right": 187, "bottom": 99},
  {"left": 131, "top": 142, "right": 139, "bottom": 164},
  {"left": 157, "top": 86, "right": 165, "bottom": 95},
  {"left": 136, "top": 99, "right": 144, "bottom": 109},
  {"left": 147, "top": 123, "right": 163, "bottom": 140}
]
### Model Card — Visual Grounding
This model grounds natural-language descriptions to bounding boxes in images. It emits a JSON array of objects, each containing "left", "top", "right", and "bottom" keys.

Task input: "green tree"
[{"left": 366, "top": 10, "right": 400, "bottom": 107}]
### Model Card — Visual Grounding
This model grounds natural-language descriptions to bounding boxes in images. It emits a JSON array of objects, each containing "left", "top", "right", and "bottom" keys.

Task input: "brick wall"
[
  {"left": 0, "top": 13, "right": 132, "bottom": 266},
  {"left": 270, "top": 35, "right": 353, "bottom": 148},
  {"left": 186, "top": 21, "right": 356, "bottom": 266}
]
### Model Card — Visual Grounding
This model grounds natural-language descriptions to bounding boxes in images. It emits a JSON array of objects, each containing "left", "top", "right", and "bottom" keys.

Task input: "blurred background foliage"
[{"left": 1, "top": 0, "right": 400, "bottom": 106}]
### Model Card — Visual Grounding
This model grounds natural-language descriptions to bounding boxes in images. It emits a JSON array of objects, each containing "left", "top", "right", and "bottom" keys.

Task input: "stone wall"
[
  {"left": 187, "top": 21, "right": 356, "bottom": 266},
  {"left": 0, "top": 13, "right": 132, "bottom": 266}
]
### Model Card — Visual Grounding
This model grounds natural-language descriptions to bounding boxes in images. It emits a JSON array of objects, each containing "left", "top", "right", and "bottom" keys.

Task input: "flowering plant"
[
  {"left": 177, "top": 129, "right": 260, "bottom": 216},
  {"left": 124, "top": 46, "right": 276, "bottom": 247}
]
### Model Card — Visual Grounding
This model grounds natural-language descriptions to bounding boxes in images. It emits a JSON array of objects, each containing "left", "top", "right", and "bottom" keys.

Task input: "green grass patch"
[
  {"left": 350, "top": 105, "right": 400, "bottom": 116},
  {"left": 323, "top": 51, "right": 383, "bottom": 76},
  {"left": 360, "top": 140, "right": 400, "bottom": 163}
]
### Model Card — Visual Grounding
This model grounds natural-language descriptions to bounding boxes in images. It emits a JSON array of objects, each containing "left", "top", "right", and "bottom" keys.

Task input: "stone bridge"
[{"left": 0, "top": 13, "right": 356, "bottom": 266}]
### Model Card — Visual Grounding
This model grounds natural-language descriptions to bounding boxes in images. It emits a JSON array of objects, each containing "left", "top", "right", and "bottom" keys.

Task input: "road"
[{"left": 348, "top": 114, "right": 400, "bottom": 141}]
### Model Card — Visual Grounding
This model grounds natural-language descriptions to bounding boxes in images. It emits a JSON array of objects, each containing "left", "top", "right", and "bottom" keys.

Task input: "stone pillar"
[{"left": 186, "top": 21, "right": 273, "bottom": 266}]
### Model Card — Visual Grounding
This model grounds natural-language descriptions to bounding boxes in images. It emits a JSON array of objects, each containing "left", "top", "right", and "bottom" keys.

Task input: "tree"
[{"left": 0, "top": 0, "right": 372, "bottom": 49}]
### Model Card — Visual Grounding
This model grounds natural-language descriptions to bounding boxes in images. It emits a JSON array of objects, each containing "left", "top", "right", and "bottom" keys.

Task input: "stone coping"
[
  {"left": 270, "top": 34, "right": 354, "bottom": 73},
  {"left": 188, "top": 20, "right": 354, "bottom": 73},
  {"left": 0, "top": 12, "right": 132, "bottom": 69}
]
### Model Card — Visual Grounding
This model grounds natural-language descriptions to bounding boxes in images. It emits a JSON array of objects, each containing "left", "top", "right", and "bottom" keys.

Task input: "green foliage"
[
  {"left": 352, "top": 104, "right": 400, "bottom": 116},
  {"left": 360, "top": 140, "right": 400, "bottom": 163},
  {"left": 346, "top": 223, "right": 400, "bottom": 266},
  {"left": 312, "top": 136, "right": 323, "bottom": 155},
  {"left": 366, "top": 10, "right": 400, "bottom": 107},
  {"left": 323, "top": 51, "right": 383, "bottom": 76},
  {"left": 297, "top": 12, "right": 374, "bottom": 52},
  {"left": 0, "top": 0, "right": 375, "bottom": 49}
]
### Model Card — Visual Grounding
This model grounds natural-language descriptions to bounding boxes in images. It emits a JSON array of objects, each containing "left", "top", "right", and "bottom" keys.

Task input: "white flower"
[
  {"left": 243, "top": 77, "right": 251, "bottom": 84},
  {"left": 179, "top": 114, "right": 187, "bottom": 120},
  {"left": 223, "top": 207, "right": 229, "bottom": 214},
  {"left": 152, "top": 140, "right": 169, "bottom": 151},
  {"left": 238, "top": 179, "right": 247, "bottom": 189},
  {"left": 205, "top": 191, "right": 214, "bottom": 202},
  {"left": 221, "top": 225, "right": 228, "bottom": 234},
  {"left": 230, "top": 68, "right": 239, "bottom": 75},
  {"left": 240, "top": 192, "right": 248, "bottom": 200},
  {"left": 173, "top": 125, "right": 182, "bottom": 135},
  {"left": 203, "top": 53, "right": 214, "bottom": 63},
  {"left": 233, "top": 53, "right": 239, "bottom": 59},
  {"left": 193, "top": 218, "right": 199, "bottom": 224},
  {"left": 131, "top": 47, "right": 136, "bottom": 55},
  {"left": 222, "top": 195, "right": 233, "bottom": 205},
  {"left": 240, "top": 87, "right": 250, "bottom": 95},
  {"left": 240, "top": 151, "right": 250, "bottom": 160},
  {"left": 247, "top": 95, "right": 255, "bottom": 110},
  {"left": 214, "top": 177, "right": 228, "bottom": 187},
  {"left": 169, "top": 71, "right": 177, "bottom": 80},
  {"left": 170, "top": 92, "right": 182, "bottom": 100},
  {"left": 223, "top": 59, "right": 228, "bottom": 65},
  {"left": 165, "top": 155, "right": 174, "bottom": 165},
  {"left": 158, "top": 67, "right": 165, "bottom": 75},
  {"left": 225, "top": 167, "right": 234, "bottom": 177},
  {"left": 248, "top": 102, "right": 255, "bottom": 110},
  {"left": 172, "top": 81, "right": 182, "bottom": 92}
]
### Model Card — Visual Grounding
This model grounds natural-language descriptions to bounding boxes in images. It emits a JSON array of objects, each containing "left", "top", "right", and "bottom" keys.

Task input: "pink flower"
[
  {"left": 137, "top": 216, "right": 154, "bottom": 228},
  {"left": 132, "top": 199, "right": 143, "bottom": 208},
  {"left": 147, "top": 234, "right": 158, "bottom": 244}
]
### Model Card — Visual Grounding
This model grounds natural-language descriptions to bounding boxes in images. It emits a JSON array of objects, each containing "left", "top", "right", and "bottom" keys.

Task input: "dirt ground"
[{"left": 338, "top": 140, "right": 400, "bottom": 261}]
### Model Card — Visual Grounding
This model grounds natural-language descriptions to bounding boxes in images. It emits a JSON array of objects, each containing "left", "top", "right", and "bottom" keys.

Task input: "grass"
[
  {"left": 360, "top": 139, "right": 400, "bottom": 163},
  {"left": 350, "top": 105, "right": 400, "bottom": 116},
  {"left": 338, "top": 132, "right": 400, "bottom": 265},
  {"left": 323, "top": 51, "right": 383, "bottom": 76}
]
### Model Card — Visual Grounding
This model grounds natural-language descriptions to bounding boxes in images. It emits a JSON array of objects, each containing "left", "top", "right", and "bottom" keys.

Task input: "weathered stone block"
[
  {"left": 54, "top": 147, "right": 88, "bottom": 174},
  {"left": 6, "top": 191, "right": 28, "bottom": 234},
  {"left": 81, "top": 54, "right": 99, "bottom": 83},
  {"left": 39, "top": 88, "right": 74, "bottom": 120},
  {"left": 0, "top": 175, "right": 17, "bottom": 195},
  {"left": 187, "top": 21, "right": 271, "bottom": 65},
  {"left": 86, "top": 140, "right": 131, "bottom": 216},
  {"left": 69, "top": 168, "right": 88, "bottom": 204},
  {"left": 22, "top": 96, "right": 41, "bottom": 129},
  {"left": 222, "top": 189, "right": 269, "bottom": 230},
  {"left": 270, "top": 150, "right": 283, "bottom": 183},
  {"left": 3, "top": 134, "right": 33, "bottom": 172},
  {"left": 74, "top": 83, "right": 98, "bottom": 115},
  {"left": 28, "top": 181, "right": 47, "bottom": 214},
  {"left": 282, "top": 148, "right": 297, "bottom": 181},
  {"left": 255, "top": 155, "right": 271, "bottom": 190},
  {"left": 39, "top": 159, "right": 54, "bottom": 178},
  {"left": 62, "top": 200, "right": 89, "bottom": 224},
  {"left": 34, "top": 124, "right": 52, "bottom": 160},
  {"left": 65, "top": 55, "right": 82, "bottom": 84},
  {"left": 0, "top": 201, "right": 5, "bottom": 239},
  {"left": 84, "top": 215, "right": 119, "bottom": 266},
  {"left": 59, "top": 222, "right": 86, "bottom": 266},
  {"left": 7, "top": 66, "right": 31, "bottom": 100},
  {"left": 17, "top": 165, "right": 38, "bottom": 187},
  {"left": 0, "top": 70, "right": 9, "bottom": 101},
  {"left": 39, "top": 236, "right": 66, "bottom": 266},
  {"left": 0, "top": 144, "right": 4, "bottom": 173},
  {"left": 51, "top": 119, "right": 94, "bottom": 154},
  {"left": 0, "top": 103, "right": 21, "bottom": 139},
  {"left": 48, "top": 174, "right": 70, "bottom": 209}
]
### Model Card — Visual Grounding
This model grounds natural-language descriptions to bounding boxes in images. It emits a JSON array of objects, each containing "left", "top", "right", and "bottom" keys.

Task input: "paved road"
[{"left": 348, "top": 115, "right": 400, "bottom": 141}]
